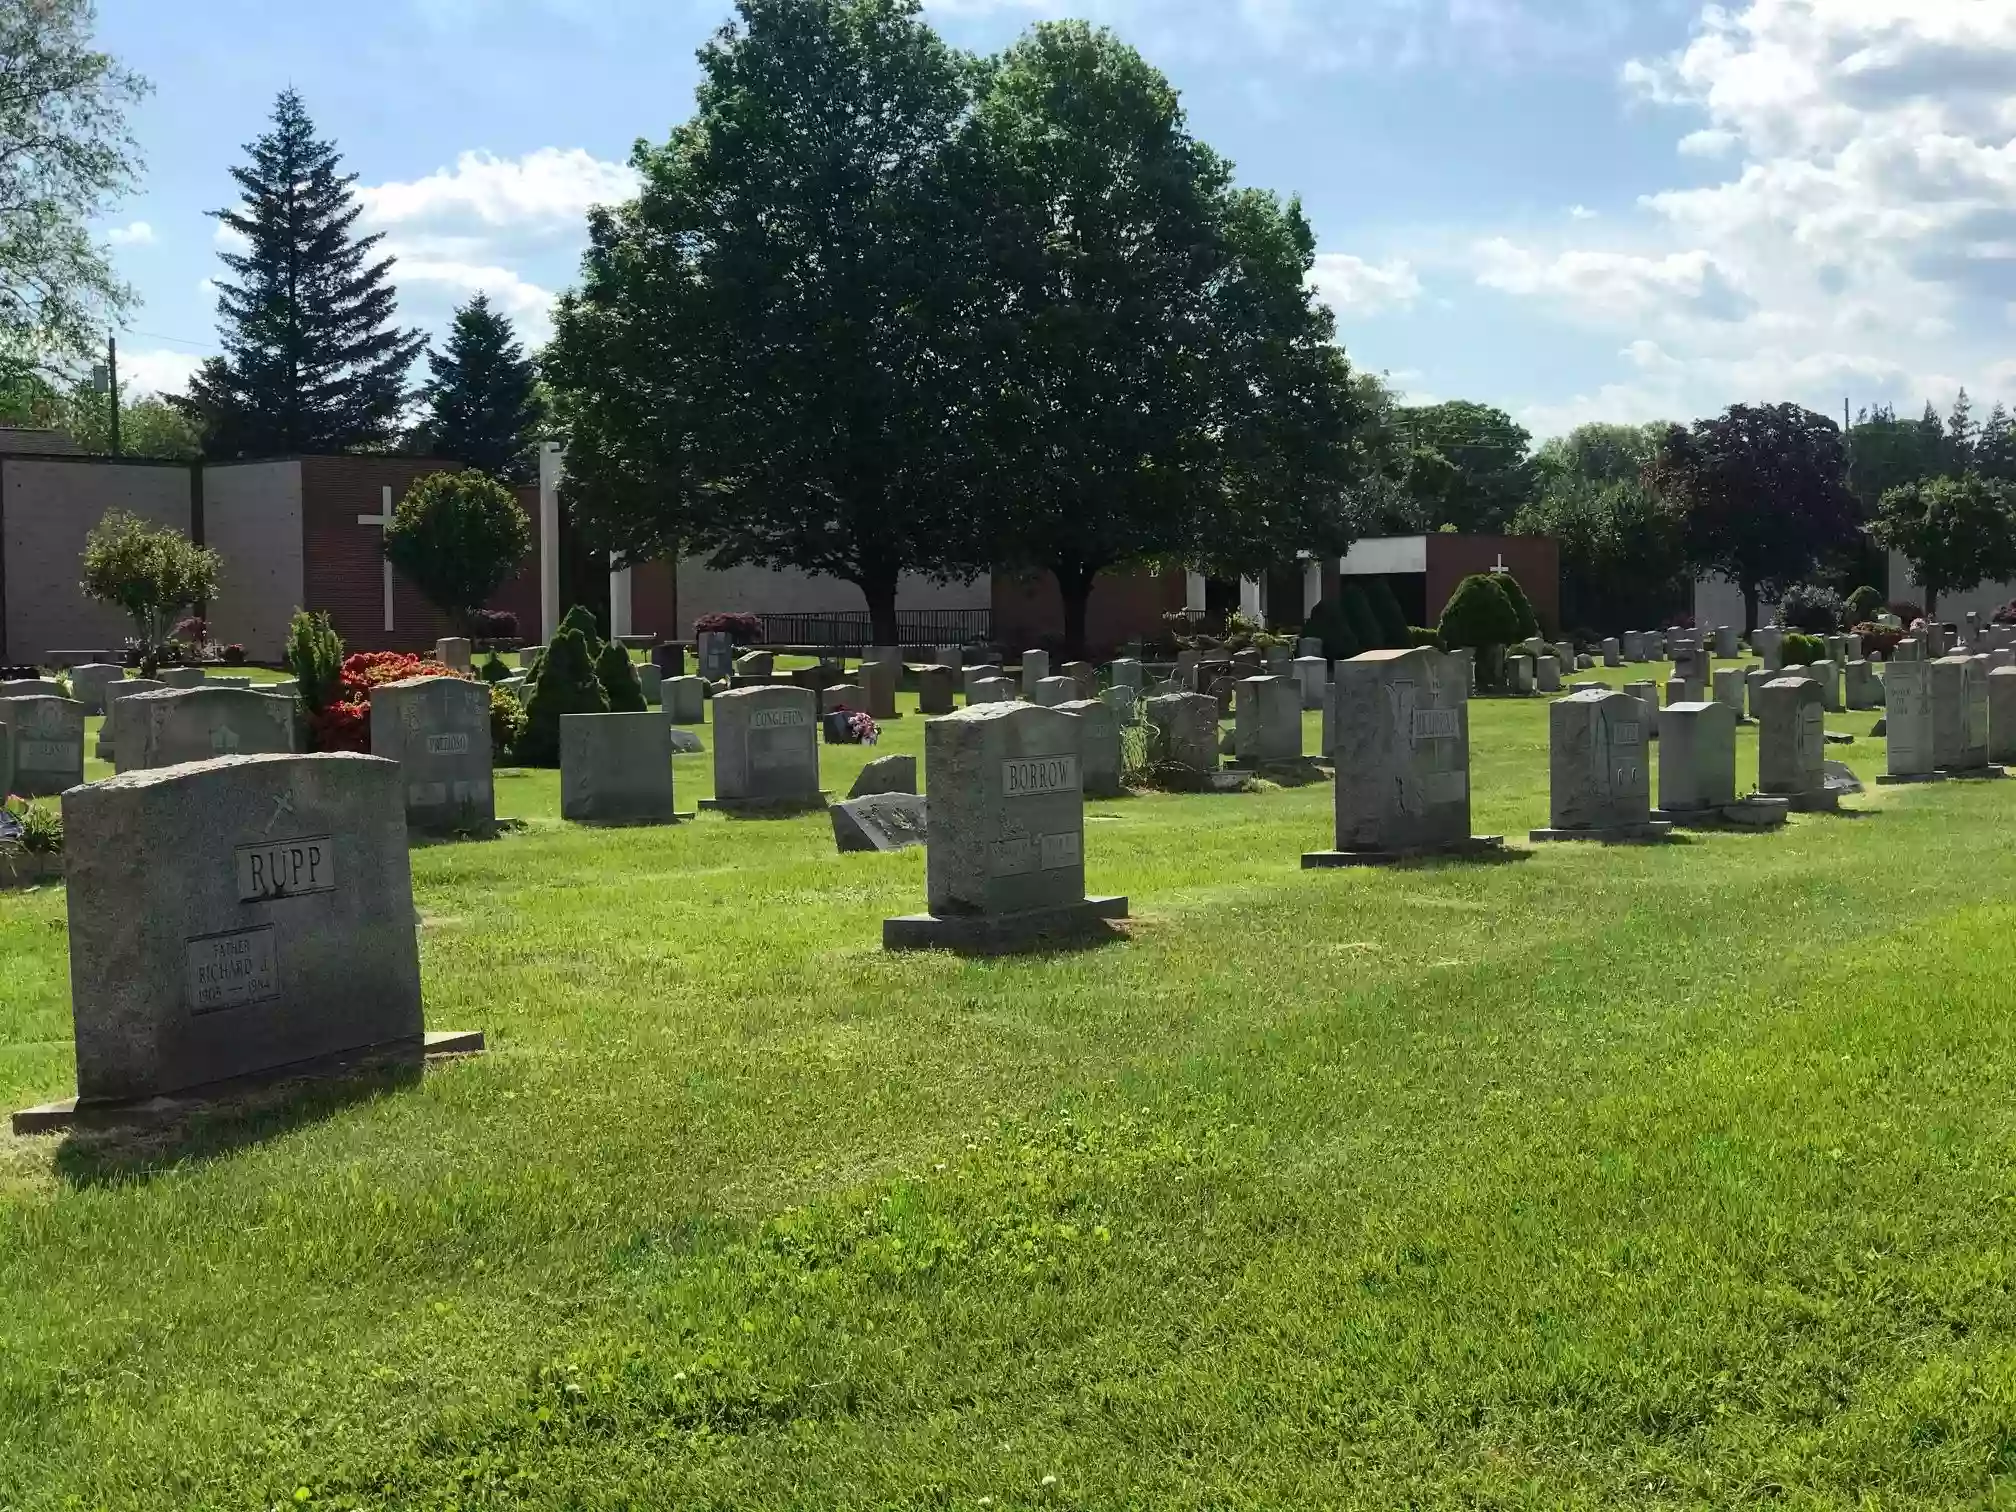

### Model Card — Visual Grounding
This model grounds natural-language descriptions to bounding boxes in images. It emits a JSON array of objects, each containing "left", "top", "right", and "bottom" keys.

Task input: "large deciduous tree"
[
  {"left": 0, "top": 0, "right": 146, "bottom": 385},
  {"left": 1514, "top": 421, "right": 1685, "bottom": 634},
  {"left": 1395, "top": 400, "right": 1538, "bottom": 533},
  {"left": 1868, "top": 473, "right": 2016, "bottom": 619},
  {"left": 1647, "top": 402, "right": 1858, "bottom": 633},
  {"left": 951, "top": 22, "right": 1360, "bottom": 653},
  {"left": 180, "top": 90, "right": 425, "bottom": 457},
  {"left": 544, "top": 0, "right": 982, "bottom": 648},
  {"left": 415, "top": 293, "right": 545, "bottom": 483}
]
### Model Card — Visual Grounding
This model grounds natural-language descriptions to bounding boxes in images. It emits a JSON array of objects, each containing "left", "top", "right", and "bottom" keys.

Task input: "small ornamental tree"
[
  {"left": 382, "top": 470, "right": 533, "bottom": 633},
  {"left": 1845, "top": 585, "right": 1884, "bottom": 624},
  {"left": 595, "top": 642, "right": 647, "bottom": 712},
  {"left": 518, "top": 627, "right": 607, "bottom": 767},
  {"left": 284, "top": 609, "right": 345, "bottom": 714},
  {"left": 1495, "top": 571, "right": 1542, "bottom": 641},
  {"left": 80, "top": 510, "right": 223, "bottom": 671},
  {"left": 1438, "top": 573, "right": 1521, "bottom": 688}
]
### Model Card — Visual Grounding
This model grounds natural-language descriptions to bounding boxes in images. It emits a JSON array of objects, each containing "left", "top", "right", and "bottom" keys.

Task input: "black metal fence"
[{"left": 758, "top": 610, "right": 992, "bottom": 651}]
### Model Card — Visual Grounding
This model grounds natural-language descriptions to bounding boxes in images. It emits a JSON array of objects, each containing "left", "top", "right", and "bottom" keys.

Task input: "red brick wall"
[
  {"left": 302, "top": 457, "right": 543, "bottom": 652},
  {"left": 630, "top": 559, "right": 677, "bottom": 640},
  {"left": 1426, "top": 535, "right": 1561, "bottom": 635},
  {"left": 991, "top": 565, "right": 1187, "bottom": 655}
]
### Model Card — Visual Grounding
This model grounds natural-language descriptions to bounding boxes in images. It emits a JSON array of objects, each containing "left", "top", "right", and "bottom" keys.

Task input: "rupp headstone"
[
  {"left": 370, "top": 675, "right": 495, "bottom": 832},
  {"left": 885, "top": 702, "right": 1125, "bottom": 952},
  {"left": 704, "top": 685, "right": 825, "bottom": 813},
  {"left": 1306, "top": 648, "right": 1499, "bottom": 866},
  {"left": 18, "top": 753, "right": 483, "bottom": 1127}
]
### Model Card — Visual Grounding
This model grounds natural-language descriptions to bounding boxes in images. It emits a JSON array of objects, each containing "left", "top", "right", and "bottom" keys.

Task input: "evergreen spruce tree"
[
  {"left": 595, "top": 642, "right": 647, "bottom": 712},
  {"left": 518, "top": 628, "right": 608, "bottom": 767},
  {"left": 180, "top": 90, "right": 425, "bottom": 457},
  {"left": 417, "top": 293, "right": 546, "bottom": 483}
]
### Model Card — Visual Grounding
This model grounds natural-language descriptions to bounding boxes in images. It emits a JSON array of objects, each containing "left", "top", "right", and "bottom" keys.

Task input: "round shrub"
[
  {"left": 1366, "top": 577, "right": 1411, "bottom": 649},
  {"left": 1778, "top": 584, "right": 1844, "bottom": 633},
  {"left": 1845, "top": 585, "right": 1884, "bottom": 624},
  {"left": 1439, "top": 575, "right": 1522, "bottom": 688},
  {"left": 1780, "top": 631, "right": 1827, "bottom": 666},
  {"left": 382, "top": 470, "right": 533, "bottom": 631},
  {"left": 1302, "top": 597, "right": 1361, "bottom": 663},
  {"left": 518, "top": 627, "right": 608, "bottom": 767},
  {"left": 1495, "top": 572, "right": 1542, "bottom": 641},
  {"left": 490, "top": 684, "right": 528, "bottom": 757},
  {"left": 1887, "top": 600, "right": 1925, "bottom": 625}
]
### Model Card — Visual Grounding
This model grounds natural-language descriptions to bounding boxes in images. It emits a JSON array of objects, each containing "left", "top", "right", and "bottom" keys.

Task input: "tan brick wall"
[
  {"left": 2, "top": 456, "right": 192, "bottom": 663},
  {"left": 204, "top": 461, "right": 303, "bottom": 662}
]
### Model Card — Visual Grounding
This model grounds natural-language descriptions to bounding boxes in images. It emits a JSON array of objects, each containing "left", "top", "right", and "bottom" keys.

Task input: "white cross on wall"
[
  {"left": 357, "top": 485, "right": 395, "bottom": 634},
  {"left": 1492, "top": 554, "right": 1508, "bottom": 573}
]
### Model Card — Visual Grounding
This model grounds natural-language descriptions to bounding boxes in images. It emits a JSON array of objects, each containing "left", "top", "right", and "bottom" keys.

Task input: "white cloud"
[
  {"left": 357, "top": 148, "right": 636, "bottom": 233},
  {"left": 116, "top": 348, "right": 204, "bottom": 399},
  {"left": 214, "top": 222, "right": 249, "bottom": 253},
  {"left": 1473, "top": 0, "right": 2016, "bottom": 431},
  {"left": 107, "top": 220, "right": 155, "bottom": 246},
  {"left": 1569, "top": 204, "right": 1599, "bottom": 220},
  {"left": 1308, "top": 253, "right": 1422, "bottom": 316},
  {"left": 383, "top": 252, "right": 559, "bottom": 340}
]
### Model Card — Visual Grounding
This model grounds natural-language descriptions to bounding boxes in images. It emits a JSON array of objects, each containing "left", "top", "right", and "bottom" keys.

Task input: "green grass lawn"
[{"left": 9, "top": 661, "right": 2016, "bottom": 1509}]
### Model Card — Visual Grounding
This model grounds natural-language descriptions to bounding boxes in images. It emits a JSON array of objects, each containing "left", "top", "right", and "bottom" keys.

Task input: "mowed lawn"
[{"left": 8, "top": 663, "right": 2016, "bottom": 1508}]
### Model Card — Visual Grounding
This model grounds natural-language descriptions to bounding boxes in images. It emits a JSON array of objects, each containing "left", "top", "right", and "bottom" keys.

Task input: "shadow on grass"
[
  {"left": 409, "top": 818, "right": 531, "bottom": 851},
  {"left": 50, "top": 1057, "right": 420, "bottom": 1190}
]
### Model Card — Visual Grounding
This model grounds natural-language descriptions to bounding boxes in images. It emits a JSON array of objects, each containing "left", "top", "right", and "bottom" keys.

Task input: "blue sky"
[{"left": 91, "top": 0, "right": 2016, "bottom": 442}]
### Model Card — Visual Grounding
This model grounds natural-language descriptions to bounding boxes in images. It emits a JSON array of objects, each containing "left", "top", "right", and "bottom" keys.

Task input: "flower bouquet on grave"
[{"left": 821, "top": 708, "right": 881, "bottom": 746}]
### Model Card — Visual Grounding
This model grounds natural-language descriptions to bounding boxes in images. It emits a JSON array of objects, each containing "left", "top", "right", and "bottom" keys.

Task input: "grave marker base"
[
  {"left": 1875, "top": 771, "right": 1945, "bottom": 785},
  {"left": 1303, "top": 836, "right": 1505, "bottom": 869},
  {"left": 1938, "top": 764, "right": 2006, "bottom": 780},
  {"left": 1528, "top": 822, "right": 1675, "bottom": 843},
  {"left": 884, "top": 896, "right": 1129, "bottom": 955},
  {"left": 1768, "top": 789, "right": 1841, "bottom": 812},
  {"left": 1653, "top": 798, "right": 1790, "bottom": 830},
  {"left": 12, "top": 1030, "right": 484, "bottom": 1136},
  {"left": 698, "top": 793, "right": 831, "bottom": 817}
]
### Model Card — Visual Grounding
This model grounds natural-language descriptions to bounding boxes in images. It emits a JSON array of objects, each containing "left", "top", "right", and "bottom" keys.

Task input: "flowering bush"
[
  {"left": 490, "top": 685, "right": 528, "bottom": 756},
  {"left": 3, "top": 794, "right": 63, "bottom": 855},
  {"left": 303, "top": 652, "right": 482, "bottom": 754},
  {"left": 694, "top": 611, "right": 764, "bottom": 644},
  {"left": 1851, "top": 621, "right": 1904, "bottom": 659},
  {"left": 173, "top": 615, "right": 208, "bottom": 645},
  {"left": 309, "top": 701, "right": 371, "bottom": 753},
  {"left": 221, "top": 643, "right": 247, "bottom": 665}
]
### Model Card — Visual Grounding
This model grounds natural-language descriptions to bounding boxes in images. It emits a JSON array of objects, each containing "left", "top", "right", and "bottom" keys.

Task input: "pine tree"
[
  {"left": 180, "top": 90, "right": 425, "bottom": 457},
  {"left": 1948, "top": 387, "right": 1977, "bottom": 472},
  {"left": 417, "top": 293, "right": 545, "bottom": 483}
]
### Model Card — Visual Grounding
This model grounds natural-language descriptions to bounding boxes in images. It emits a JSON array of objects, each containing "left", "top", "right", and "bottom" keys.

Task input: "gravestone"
[
  {"left": 636, "top": 663, "right": 663, "bottom": 704},
  {"left": 1931, "top": 654, "right": 1996, "bottom": 775},
  {"left": 831, "top": 793, "right": 928, "bottom": 854},
  {"left": 933, "top": 646, "right": 965, "bottom": 675},
  {"left": 1990, "top": 667, "right": 2016, "bottom": 766},
  {"left": 1532, "top": 688, "right": 1668, "bottom": 841},
  {"left": 662, "top": 676, "right": 707, "bottom": 725},
  {"left": 1102, "top": 683, "right": 1139, "bottom": 726},
  {"left": 968, "top": 676, "right": 1015, "bottom": 705},
  {"left": 1807, "top": 660, "right": 1842, "bottom": 712},
  {"left": 963, "top": 665, "right": 1003, "bottom": 699},
  {"left": 705, "top": 686, "right": 824, "bottom": 813},
  {"left": 1032, "top": 676, "right": 1075, "bottom": 708},
  {"left": 1506, "top": 655, "right": 1534, "bottom": 694},
  {"left": 99, "top": 677, "right": 165, "bottom": 760},
  {"left": 1536, "top": 656, "right": 1562, "bottom": 693},
  {"left": 1294, "top": 656, "right": 1328, "bottom": 711},
  {"left": 1059, "top": 698, "right": 1124, "bottom": 799},
  {"left": 0, "top": 696, "right": 85, "bottom": 796},
  {"left": 884, "top": 702, "right": 1126, "bottom": 951},
  {"left": 45, "top": 753, "right": 436, "bottom": 1110},
  {"left": 1655, "top": 701, "right": 1783, "bottom": 826},
  {"left": 697, "top": 631, "right": 736, "bottom": 680},
  {"left": 1672, "top": 641, "right": 1709, "bottom": 690},
  {"left": 1306, "top": 648, "right": 1498, "bottom": 866},
  {"left": 436, "top": 638, "right": 473, "bottom": 674},
  {"left": 1145, "top": 692, "right": 1221, "bottom": 785},
  {"left": 1621, "top": 631, "right": 1644, "bottom": 661},
  {"left": 1020, "top": 649, "right": 1051, "bottom": 698},
  {"left": 849, "top": 754, "right": 917, "bottom": 798},
  {"left": 1757, "top": 677, "right": 1832, "bottom": 808},
  {"left": 821, "top": 683, "right": 866, "bottom": 715},
  {"left": 561, "top": 712, "right": 676, "bottom": 824},
  {"left": 1622, "top": 680, "right": 1661, "bottom": 738},
  {"left": 369, "top": 676, "right": 494, "bottom": 833},
  {"left": 1714, "top": 625, "right": 1738, "bottom": 659},
  {"left": 734, "top": 651, "right": 776, "bottom": 679},
  {"left": 1843, "top": 660, "right": 1876, "bottom": 710},
  {"left": 652, "top": 643, "right": 686, "bottom": 677},
  {"left": 1602, "top": 638, "right": 1622, "bottom": 667},
  {"left": 161, "top": 666, "right": 207, "bottom": 688},
  {"left": 1, "top": 678, "right": 64, "bottom": 699},
  {"left": 1880, "top": 657, "right": 1938, "bottom": 782},
  {"left": 1744, "top": 667, "right": 1773, "bottom": 723},
  {"left": 916, "top": 665, "right": 957, "bottom": 715},
  {"left": 1665, "top": 679, "right": 1691, "bottom": 708},
  {"left": 68, "top": 664, "right": 126, "bottom": 716},
  {"left": 1712, "top": 667, "right": 1747, "bottom": 721},
  {"left": 1060, "top": 661, "right": 1100, "bottom": 700},
  {"left": 1109, "top": 658, "right": 1143, "bottom": 692},
  {"left": 209, "top": 676, "right": 253, "bottom": 691},
  {"left": 1234, "top": 676, "right": 1303, "bottom": 766},
  {"left": 860, "top": 659, "right": 900, "bottom": 720},
  {"left": 116, "top": 686, "right": 295, "bottom": 774},
  {"left": 1753, "top": 627, "right": 1784, "bottom": 672}
]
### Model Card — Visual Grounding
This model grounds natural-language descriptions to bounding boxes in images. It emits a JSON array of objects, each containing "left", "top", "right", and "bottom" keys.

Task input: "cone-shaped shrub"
[
  {"left": 1366, "top": 577, "right": 1412, "bottom": 649},
  {"left": 1340, "top": 582, "right": 1383, "bottom": 653},
  {"left": 596, "top": 642, "right": 647, "bottom": 712},
  {"left": 1439, "top": 574, "right": 1521, "bottom": 690},
  {"left": 1303, "top": 597, "right": 1361, "bottom": 663},
  {"left": 1496, "top": 571, "right": 1542, "bottom": 641},
  {"left": 518, "top": 627, "right": 608, "bottom": 766}
]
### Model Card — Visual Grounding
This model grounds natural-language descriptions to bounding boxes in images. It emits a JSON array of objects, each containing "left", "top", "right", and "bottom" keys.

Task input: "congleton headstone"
[
  {"left": 705, "top": 686, "right": 824, "bottom": 813},
  {"left": 884, "top": 702, "right": 1126, "bottom": 951}
]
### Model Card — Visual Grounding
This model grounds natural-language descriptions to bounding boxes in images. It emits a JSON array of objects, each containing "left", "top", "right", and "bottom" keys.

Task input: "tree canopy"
[
  {"left": 416, "top": 293, "right": 545, "bottom": 484},
  {"left": 383, "top": 470, "right": 534, "bottom": 631},
  {"left": 1515, "top": 421, "right": 1685, "bottom": 634},
  {"left": 0, "top": 0, "right": 146, "bottom": 385},
  {"left": 1869, "top": 473, "right": 2016, "bottom": 618},
  {"left": 180, "top": 90, "right": 425, "bottom": 457},
  {"left": 1394, "top": 401, "right": 1538, "bottom": 533}
]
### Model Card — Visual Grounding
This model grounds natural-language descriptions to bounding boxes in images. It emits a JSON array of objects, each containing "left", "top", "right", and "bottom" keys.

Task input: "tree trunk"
[
  {"left": 1056, "top": 561, "right": 1103, "bottom": 662},
  {"left": 856, "top": 570, "right": 901, "bottom": 651},
  {"left": 1741, "top": 580, "right": 1759, "bottom": 636}
]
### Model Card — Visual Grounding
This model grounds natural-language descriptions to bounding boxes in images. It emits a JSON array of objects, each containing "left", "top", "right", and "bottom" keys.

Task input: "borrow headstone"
[
  {"left": 561, "top": 712, "right": 676, "bottom": 823},
  {"left": 1306, "top": 648, "right": 1498, "bottom": 866},
  {"left": 369, "top": 675, "right": 494, "bottom": 833},
  {"left": 883, "top": 702, "right": 1126, "bottom": 951},
  {"left": 704, "top": 686, "right": 824, "bottom": 813},
  {"left": 1531, "top": 688, "right": 1668, "bottom": 841}
]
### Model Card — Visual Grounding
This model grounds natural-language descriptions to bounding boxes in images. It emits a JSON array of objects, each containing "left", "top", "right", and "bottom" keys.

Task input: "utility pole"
[{"left": 107, "top": 334, "right": 121, "bottom": 456}]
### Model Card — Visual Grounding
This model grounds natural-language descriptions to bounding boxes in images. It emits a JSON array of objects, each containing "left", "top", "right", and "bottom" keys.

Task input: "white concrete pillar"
[
  {"left": 1303, "top": 560, "right": 1324, "bottom": 615},
  {"left": 609, "top": 556, "right": 633, "bottom": 641},
  {"left": 538, "top": 442, "right": 564, "bottom": 644},
  {"left": 1185, "top": 571, "right": 1207, "bottom": 613},
  {"left": 1240, "top": 577, "right": 1264, "bottom": 620}
]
